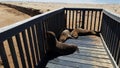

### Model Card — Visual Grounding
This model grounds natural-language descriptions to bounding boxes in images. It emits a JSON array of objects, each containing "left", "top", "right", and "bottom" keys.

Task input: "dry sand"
[
  {"left": 0, "top": 4, "right": 31, "bottom": 28},
  {"left": 3, "top": 2, "right": 120, "bottom": 14},
  {"left": 0, "top": 2, "right": 120, "bottom": 28}
]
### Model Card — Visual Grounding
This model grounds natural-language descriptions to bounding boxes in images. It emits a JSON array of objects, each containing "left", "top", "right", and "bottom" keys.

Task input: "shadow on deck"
[{"left": 47, "top": 35, "right": 113, "bottom": 68}]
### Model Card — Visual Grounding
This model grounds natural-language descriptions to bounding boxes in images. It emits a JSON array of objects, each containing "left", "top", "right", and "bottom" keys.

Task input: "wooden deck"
[{"left": 47, "top": 35, "right": 114, "bottom": 68}]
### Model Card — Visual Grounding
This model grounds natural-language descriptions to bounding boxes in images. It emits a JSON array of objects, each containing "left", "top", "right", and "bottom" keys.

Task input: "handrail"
[
  {"left": 65, "top": 7, "right": 103, "bottom": 11},
  {"left": 103, "top": 9, "right": 120, "bottom": 23}
]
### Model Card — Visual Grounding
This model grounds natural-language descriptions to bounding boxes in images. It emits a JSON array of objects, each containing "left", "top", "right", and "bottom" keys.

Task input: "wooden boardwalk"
[{"left": 47, "top": 35, "right": 113, "bottom": 68}]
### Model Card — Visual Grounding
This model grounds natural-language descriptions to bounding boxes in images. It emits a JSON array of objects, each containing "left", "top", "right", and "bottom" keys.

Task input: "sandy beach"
[
  {"left": 3, "top": 2, "right": 120, "bottom": 14},
  {"left": 0, "top": 2, "right": 120, "bottom": 27},
  {"left": 0, "top": 3, "right": 30, "bottom": 28}
]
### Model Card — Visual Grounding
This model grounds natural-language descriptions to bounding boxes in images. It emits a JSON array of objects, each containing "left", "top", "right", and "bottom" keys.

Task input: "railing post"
[{"left": 81, "top": 10, "right": 85, "bottom": 29}]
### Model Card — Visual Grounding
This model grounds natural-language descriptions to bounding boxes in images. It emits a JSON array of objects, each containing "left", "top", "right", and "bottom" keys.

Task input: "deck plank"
[{"left": 47, "top": 35, "right": 113, "bottom": 68}]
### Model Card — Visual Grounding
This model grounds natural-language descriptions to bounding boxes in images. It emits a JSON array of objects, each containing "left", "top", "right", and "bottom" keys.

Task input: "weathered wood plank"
[
  {"left": 75, "top": 10, "right": 78, "bottom": 28},
  {"left": 7, "top": 38, "right": 19, "bottom": 68},
  {"left": 27, "top": 27, "right": 36, "bottom": 66},
  {"left": 58, "top": 56, "right": 113, "bottom": 67},
  {"left": 47, "top": 63, "right": 74, "bottom": 68},
  {"left": 47, "top": 35, "right": 113, "bottom": 68},
  {"left": 35, "top": 23, "right": 45, "bottom": 60},
  {"left": 0, "top": 42, "right": 10, "bottom": 68},
  {"left": 31, "top": 25, "right": 40, "bottom": 63},
  {"left": 81, "top": 10, "right": 85, "bottom": 28},
  {"left": 90, "top": 11, "right": 93, "bottom": 30},
  {"left": 15, "top": 34, "right": 27, "bottom": 68},
  {"left": 79, "top": 10, "right": 81, "bottom": 27},
  {"left": 94, "top": 11, "right": 97, "bottom": 30},
  {"left": 86, "top": 11, "right": 89, "bottom": 29},
  {"left": 72, "top": 10, "right": 74, "bottom": 29},
  {"left": 22, "top": 30, "right": 32, "bottom": 68},
  {"left": 49, "top": 58, "right": 111, "bottom": 68},
  {"left": 97, "top": 11, "right": 102, "bottom": 31},
  {"left": 69, "top": 10, "right": 71, "bottom": 29}
]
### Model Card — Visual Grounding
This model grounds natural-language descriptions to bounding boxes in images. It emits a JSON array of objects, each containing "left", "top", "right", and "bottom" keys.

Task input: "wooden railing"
[
  {"left": 0, "top": 7, "right": 120, "bottom": 68},
  {"left": 101, "top": 9, "right": 120, "bottom": 68},
  {"left": 64, "top": 8, "right": 102, "bottom": 31},
  {"left": 0, "top": 8, "right": 65, "bottom": 68}
]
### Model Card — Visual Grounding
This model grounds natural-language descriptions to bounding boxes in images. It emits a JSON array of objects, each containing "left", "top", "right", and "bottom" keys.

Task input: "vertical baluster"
[
  {"left": 65, "top": 10, "right": 67, "bottom": 28},
  {"left": 75, "top": 10, "right": 78, "bottom": 28},
  {"left": 31, "top": 25, "right": 39, "bottom": 63},
  {"left": 15, "top": 34, "right": 27, "bottom": 68},
  {"left": 97, "top": 11, "right": 102, "bottom": 31},
  {"left": 72, "top": 10, "right": 74, "bottom": 29},
  {"left": 63, "top": 10, "right": 66, "bottom": 29},
  {"left": 111, "top": 21, "right": 116, "bottom": 56},
  {"left": 79, "top": 10, "right": 81, "bottom": 28},
  {"left": 81, "top": 10, "right": 85, "bottom": 29},
  {"left": 117, "top": 41, "right": 120, "bottom": 66},
  {"left": 106, "top": 20, "right": 111, "bottom": 49},
  {"left": 27, "top": 27, "right": 36, "bottom": 67},
  {"left": 22, "top": 30, "right": 32, "bottom": 68},
  {"left": 42, "top": 22, "right": 48, "bottom": 53},
  {"left": 90, "top": 11, "right": 93, "bottom": 30},
  {"left": 0, "top": 42, "right": 10, "bottom": 68},
  {"left": 113, "top": 34, "right": 119, "bottom": 60},
  {"left": 104, "top": 15, "right": 109, "bottom": 47},
  {"left": 69, "top": 10, "right": 71, "bottom": 29},
  {"left": 115, "top": 23, "right": 120, "bottom": 65},
  {"left": 41, "top": 22, "right": 47, "bottom": 54},
  {"left": 94, "top": 11, "right": 97, "bottom": 31},
  {"left": 109, "top": 23, "right": 113, "bottom": 53},
  {"left": 35, "top": 22, "right": 45, "bottom": 60},
  {"left": 86, "top": 11, "right": 89, "bottom": 30},
  {"left": 7, "top": 38, "right": 19, "bottom": 68}
]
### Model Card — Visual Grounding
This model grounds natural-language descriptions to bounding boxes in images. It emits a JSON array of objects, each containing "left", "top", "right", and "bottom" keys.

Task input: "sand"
[
  {"left": 0, "top": 4, "right": 30, "bottom": 28},
  {"left": 0, "top": 2, "right": 120, "bottom": 28},
  {"left": 3, "top": 2, "right": 120, "bottom": 14}
]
